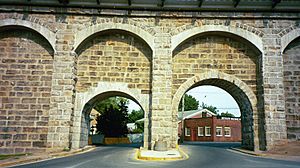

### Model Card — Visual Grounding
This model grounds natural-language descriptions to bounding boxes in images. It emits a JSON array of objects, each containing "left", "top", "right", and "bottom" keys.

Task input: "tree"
[
  {"left": 128, "top": 109, "right": 144, "bottom": 133},
  {"left": 128, "top": 109, "right": 144, "bottom": 123},
  {"left": 178, "top": 94, "right": 199, "bottom": 111},
  {"left": 96, "top": 104, "right": 128, "bottom": 137},
  {"left": 93, "top": 97, "right": 128, "bottom": 114},
  {"left": 95, "top": 97, "right": 129, "bottom": 137},
  {"left": 219, "top": 111, "right": 235, "bottom": 117},
  {"left": 200, "top": 102, "right": 219, "bottom": 114}
]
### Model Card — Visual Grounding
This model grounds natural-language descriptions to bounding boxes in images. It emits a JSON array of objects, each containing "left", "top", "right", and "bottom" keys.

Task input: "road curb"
[
  {"left": 0, "top": 146, "right": 96, "bottom": 168},
  {"left": 229, "top": 147, "right": 266, "bottom": 157},
  {"left": 229, "top": 147, "right": 300, "bottom": 162},
  {"left": 0, "top": 156, "right": 47, "bottom": 168}
]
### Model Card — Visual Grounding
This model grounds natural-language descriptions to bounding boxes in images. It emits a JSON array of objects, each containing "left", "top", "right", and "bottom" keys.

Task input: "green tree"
[
  {"left": 96, "top": 103, "right": 128, "bottom": 137},
  {"left": 93, "top": 97, "right": 128, "bottom": 114},
  {"left": 178, "top": 94, "right": 199, "bottom": 111},
  {"left": 132, "top": 122, "right": 144, "bottom": 133},
  {"left": 94, "top": 97, "right": 129, "bottom": 137},
  {"left": 128, "top": 109, "right": 144, "bottom": 133},
  {"left": 200, "top": 102, "right": 219, "bottom": 114},
  {"left": 128, "top": 109, "right": 144, "bottom": 123},
  {"left": 219, "top": 111, "right": 235, "bottom": 117}
]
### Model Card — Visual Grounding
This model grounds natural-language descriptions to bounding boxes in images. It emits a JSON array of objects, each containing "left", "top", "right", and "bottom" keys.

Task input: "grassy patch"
[{"left": 0, "top": 153, "right": 31, "bottom": 160}]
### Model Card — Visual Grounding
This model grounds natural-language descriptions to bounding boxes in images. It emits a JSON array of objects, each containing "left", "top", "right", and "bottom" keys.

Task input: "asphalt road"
[{"left": 10, "top": 142, "right": 300, "bottom": 168}]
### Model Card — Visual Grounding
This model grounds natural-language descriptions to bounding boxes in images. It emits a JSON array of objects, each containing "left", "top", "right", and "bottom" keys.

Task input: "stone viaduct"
[{"left": 0, "top": 0, "right": 299, "bottom": 154}]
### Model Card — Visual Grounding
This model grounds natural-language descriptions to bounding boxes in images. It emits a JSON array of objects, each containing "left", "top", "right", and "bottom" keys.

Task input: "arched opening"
[
  {"left": 178, "top": 85, "right": 243, "bottom": 145},
  {"left": 78, "top": 91, "right": 145, "bottom": 148},
  {"left": 72, "top": 29, "right": 152, "bottom": 149},
  {"left": 176, "top": 78, "right": 255, "bottom": 150},
  {"left": 172, "top": 31, "right": 264, "bottom": 150},
  {"left": 0, "top": 27, "right": 54, "bottom": 153},
  {"left": 282, "top": 36, "right": 300, "bottom": 141}
]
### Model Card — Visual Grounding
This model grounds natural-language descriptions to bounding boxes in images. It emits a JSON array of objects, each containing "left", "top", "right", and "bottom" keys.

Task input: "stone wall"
[
  {"left": 0, "top": 29, "right": 53, "bottom": 153},
  {"left": 283, "top": 37, "right": 300, "bottom": 141},
  {"left": 73, "top": 32, "right": 152, "bottom": 148},
  {"left": 76, "top": 32, "right": 152, "bottom": 94},
  {"left": 172, "top": 35, "right": 259, "bottom": 149},
  {"left": 173, "top": 35, "right": 258, "bottom": 95},
  {"left": 0, "top": 8, "right": 299, "bottom": 153}
]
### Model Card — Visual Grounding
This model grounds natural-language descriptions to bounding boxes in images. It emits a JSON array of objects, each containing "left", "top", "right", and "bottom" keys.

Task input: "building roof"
[
  {"left": 135, "top": 118, "right": 145, "bottom": 123},
  {"left": 178, "top": 108, "right": 216, "bottom": 120},
  {"left": 136, "top": 109, "right": 239, "bottom": 123},
  {"left": 1, "top": 0, "right": 300, "bottom": 12}
]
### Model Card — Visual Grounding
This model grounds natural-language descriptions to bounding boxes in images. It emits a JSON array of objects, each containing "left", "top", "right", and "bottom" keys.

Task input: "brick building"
[{"left": 178, "top": 109, "right": 241, "bottom": 142}]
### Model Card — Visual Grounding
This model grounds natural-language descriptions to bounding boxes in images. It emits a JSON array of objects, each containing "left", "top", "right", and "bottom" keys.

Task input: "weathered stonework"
[
  {"left": 0, "top": 6, "right": 299, "bottom": 153},
  {"left": 173, "top": 35, "right": 258, "bottom": 94},
  {"left": 0, "top": 29, "right": 53, "bottom": 153},
  {"left": 76, "top": 32, "right": 152, "bottom": 93},
  {"left": 283, "top": 37, "right": 300, "bottom": 141},
  {"left": 171, "top": 70, "right": 259, "bottom": 150}
]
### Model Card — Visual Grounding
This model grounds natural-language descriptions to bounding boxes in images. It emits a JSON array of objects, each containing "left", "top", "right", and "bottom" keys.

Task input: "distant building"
[
  {"left": 178, "top": 109, "right": 241, "bottom": 142},
  {"left": 89, "top": 109, "right": 100, "bottom": 135},
  {"left": 127, "top": 123, "right": 137, "bottom": 132}
]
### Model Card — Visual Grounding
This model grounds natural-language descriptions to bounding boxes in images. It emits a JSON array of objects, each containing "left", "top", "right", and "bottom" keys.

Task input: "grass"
[{"left": 0, "top": 153, "right": 31, "bottom": 160}]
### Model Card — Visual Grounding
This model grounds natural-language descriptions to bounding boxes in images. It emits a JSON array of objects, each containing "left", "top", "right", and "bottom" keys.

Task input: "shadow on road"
[
  {"left": 182, "top": 142, "right": 241, "bottom": 149},
  {"left": 94, "top": 143, "right": 143, "bottom": 149}
]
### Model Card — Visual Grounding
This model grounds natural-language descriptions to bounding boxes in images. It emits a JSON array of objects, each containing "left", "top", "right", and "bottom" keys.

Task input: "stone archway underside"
[
  {"left": 76, "top": 91, "right": 145, "bottom": 148},
  {"left": 172, "top": 71, "right": 259, "bottom": 150}
]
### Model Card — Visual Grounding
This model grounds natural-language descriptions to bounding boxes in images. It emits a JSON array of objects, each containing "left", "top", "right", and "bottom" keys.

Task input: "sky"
[
  {"left": 128, "top": 85, "right": 241, "bottom": 117},
  {"left": 185, "top": 86, "right": 240, "bottom": 117}
]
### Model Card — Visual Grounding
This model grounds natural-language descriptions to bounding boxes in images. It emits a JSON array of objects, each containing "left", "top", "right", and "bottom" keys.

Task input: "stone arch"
[
  {"left": 282, "top": 36, "right": 300, "bottom": 141},
  {"left": 171, "top": 25, "right": 263, "bottom": 53},
  {"left": 172, "top": 70, "right": 256, "bottom": 118},
  {"left": 0, "top": 19, "right": 56, "bottom": 53},
  {"left": 73, "top": 23, "right": 155, "bottom": 52},
  {"left": 172, "top": 70, "right": 259, "bottom": 150},
  {"left": 281, "top": 28, "right": 300, "bottom": 53},
  {"left": 76, "top": 82, "right": 148, "bottom": 113},
  {"left": 0, "top": 23, "right": 55, "bottom": 153},
  {"left": 71, "top": 82, "right": 149, "bottom": 149}
]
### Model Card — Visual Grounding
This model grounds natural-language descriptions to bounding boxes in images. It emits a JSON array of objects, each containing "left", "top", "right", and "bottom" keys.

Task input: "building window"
[
  {"left": 216, "top": 127, "right": 222, "bottom": 136},
  {"left": 185, "top": 127, "right": 191, "bottom": 136},
  {"left": 224, "top": 127, "right": 231, "bottom": 137},
  {"left": 198, "top": 127, "right": 204, "bottom": 136},
  {"left": 205, "top": 126, "right": 211, "bottom": 136}
]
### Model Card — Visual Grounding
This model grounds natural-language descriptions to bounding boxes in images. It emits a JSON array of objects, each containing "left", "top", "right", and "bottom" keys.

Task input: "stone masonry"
[
  {"left": 283, "top": 38, "right": 300, "bottom": 141},
  {"left": 172, "top": 35, "right": 260, "bottom": 150},
  {"left": 0, "top": 5, "right": 299, "bottom": 153},
  {"left": 0, "top": 29, "right": 53, "bottom": 153}
]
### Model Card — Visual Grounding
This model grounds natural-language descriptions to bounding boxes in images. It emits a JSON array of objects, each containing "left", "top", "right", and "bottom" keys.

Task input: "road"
[{"left": 10, "top": 142, "right": 300, "bottom": 168}]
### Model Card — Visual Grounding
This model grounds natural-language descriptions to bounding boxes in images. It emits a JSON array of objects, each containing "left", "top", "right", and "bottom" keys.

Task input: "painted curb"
[{"left": 135, "top": 148, "right": 189, "bottom": 161}]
